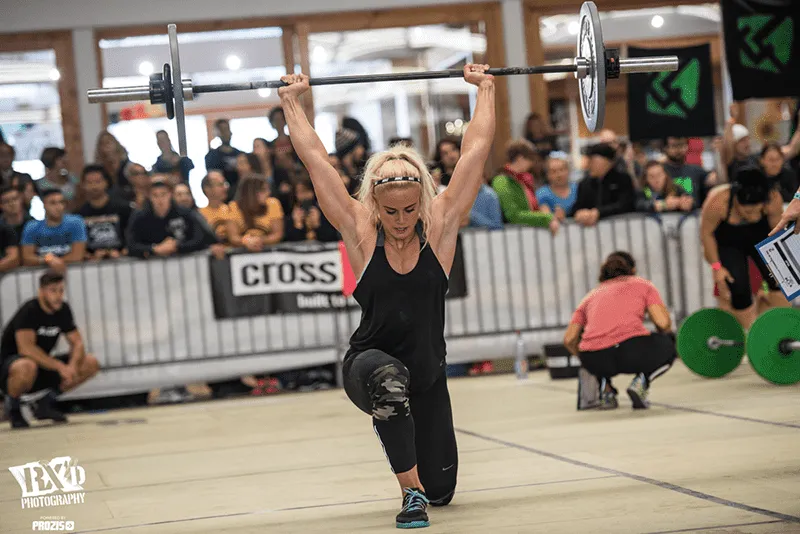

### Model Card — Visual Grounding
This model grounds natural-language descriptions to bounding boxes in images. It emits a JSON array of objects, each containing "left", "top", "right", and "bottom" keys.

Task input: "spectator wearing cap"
[
  {"left": 336, "top": 128, "right": 368, "bottom": 183},
  {"left": 21, "top": 189, "right": 87, "bottom": 271},
  {"left": 721, "top": 105, "right": 758, "bottom": 182},
  {"left": 662, "top": 136, "right": 714, "bottom": 206},
  {"left": 126, "top": 179, "right": 211, "bottom": 259},
  {"left": 431, "top": 136, "right": 462, "bottom": 187},
  {"left": 492, "top": 139, "right": 558, "bottom": 234},
  {"left": 38, "top": 148, "right": 80, "bottom": 208},
  {"left": 536, "top": 152, "right": 578, "bottom": 221},
  {"left": 205, "top": 119, "right": 242, "bottom": 199},
  {"left": 571, "top": 143, "right": 636, "bottom": 227}
]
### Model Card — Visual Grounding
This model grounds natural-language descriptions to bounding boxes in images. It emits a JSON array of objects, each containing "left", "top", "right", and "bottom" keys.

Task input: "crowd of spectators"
[
  {"left": 0, "top": 104, "right": 798, "bottom": 397},
  {"left": 0, "top": 106, "right": 798, "bottom": 279}
]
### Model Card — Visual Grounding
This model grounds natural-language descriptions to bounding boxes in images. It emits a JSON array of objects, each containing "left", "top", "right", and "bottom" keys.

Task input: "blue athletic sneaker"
[{"left": 396, "top": 488, "right": 430, "bottom": 529}]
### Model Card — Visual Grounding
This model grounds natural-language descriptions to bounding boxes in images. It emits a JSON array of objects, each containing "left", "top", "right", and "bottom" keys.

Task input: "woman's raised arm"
[{"left": 279, "top": 74, "right": 364, "bottom": 239}]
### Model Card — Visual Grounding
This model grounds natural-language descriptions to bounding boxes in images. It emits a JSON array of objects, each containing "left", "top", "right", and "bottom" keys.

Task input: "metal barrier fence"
[{"left": 0, "top": 211, "right": 774, "bottom": 398}]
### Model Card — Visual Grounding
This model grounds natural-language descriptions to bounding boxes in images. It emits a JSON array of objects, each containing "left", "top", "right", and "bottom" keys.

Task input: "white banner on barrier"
[{"left": 229, "top": 250, "right": 343, "bottom": 296}]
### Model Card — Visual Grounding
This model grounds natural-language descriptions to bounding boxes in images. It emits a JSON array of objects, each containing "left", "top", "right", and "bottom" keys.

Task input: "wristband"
[
  {"left": 794, "top": 191, "right": 800, "bottom": 202},
  {"left": 711, "top": 261, "right": 722, "bottom": 271}
]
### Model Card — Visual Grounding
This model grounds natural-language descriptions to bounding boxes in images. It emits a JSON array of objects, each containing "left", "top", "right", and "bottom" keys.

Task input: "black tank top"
[
  {"left": 345, "top": 223, "right": 448, "bottom": 392},
  {"left": 713, "top": 188, "right": 770, "bottom": 247}
]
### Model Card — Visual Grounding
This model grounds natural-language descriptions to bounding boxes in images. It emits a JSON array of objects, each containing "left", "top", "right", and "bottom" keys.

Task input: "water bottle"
[{"left": 514, "top": 332, "right": 528, "bottom": 380}]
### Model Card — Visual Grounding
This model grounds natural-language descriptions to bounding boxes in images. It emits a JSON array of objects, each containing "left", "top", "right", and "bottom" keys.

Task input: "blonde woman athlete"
[{"left": 279, "top": 65, "right": 495, "bottom": 529}]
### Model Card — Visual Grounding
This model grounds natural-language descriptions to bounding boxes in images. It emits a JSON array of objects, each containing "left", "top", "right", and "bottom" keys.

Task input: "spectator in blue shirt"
[
  {"left": 536, "top": 152, "right": 578, "bottom": 221},
  {"left": 21, "top": 189, "right": 86, "bottom": 272},
  {"left": 469, "top": 178, "right": 503, "bottom": 230}
]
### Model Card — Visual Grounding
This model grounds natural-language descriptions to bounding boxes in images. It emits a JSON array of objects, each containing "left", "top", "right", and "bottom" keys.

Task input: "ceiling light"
[
  {"left": 312, "top": 45, "right": 329, "bottom": 63},
  {"left": 567, "top": 21, "right": 580, "bottom": 35},
  {"left": 48, "top": 68, "right": 61, "bottom": 81},
  {"left": 257, "top": 87, "right": 271, "bottom": 98},
  {"left": 226, "top": 55, "right": 242, "bottom": 70},
  {"left": 138, "top": 61, "right": 154, "bottom": 76},
  {"left": 651, "top": 15, "right": 664, "bottom": 28}
]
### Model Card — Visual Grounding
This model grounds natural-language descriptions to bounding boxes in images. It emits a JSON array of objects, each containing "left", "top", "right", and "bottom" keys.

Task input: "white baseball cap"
[{"left": 732, "top": 123, "right": 750, "bottom": 142}]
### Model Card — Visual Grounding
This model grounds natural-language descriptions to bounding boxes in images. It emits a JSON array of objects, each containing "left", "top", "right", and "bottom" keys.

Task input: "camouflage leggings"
[{"left": 343, "top": 349, "right": 458, "bottom": 506}]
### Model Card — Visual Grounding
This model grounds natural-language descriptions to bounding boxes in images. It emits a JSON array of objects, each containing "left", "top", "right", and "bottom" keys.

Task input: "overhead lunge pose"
[{"left": 279, "top": 65, "right": 495, "bottom": 529}]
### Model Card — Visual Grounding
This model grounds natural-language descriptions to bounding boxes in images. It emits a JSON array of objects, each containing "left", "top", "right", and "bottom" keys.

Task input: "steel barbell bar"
[
  {"left": 86, "top": 1, "right": 679, "bottom": 156},
  {"left": 87, "top": 57, "right": 676, "bottom": 103}
]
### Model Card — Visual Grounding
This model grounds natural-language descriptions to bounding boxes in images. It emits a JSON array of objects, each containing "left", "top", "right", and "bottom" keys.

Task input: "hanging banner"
[
  {"left": 627, "top": 44, "right": 716, "bottom": 141},
  {"left": 722, "top": 0, "right": 800, "bottom": 100},
  {"left": 211, "top": 238, "right": 467, "bottom": 319}
]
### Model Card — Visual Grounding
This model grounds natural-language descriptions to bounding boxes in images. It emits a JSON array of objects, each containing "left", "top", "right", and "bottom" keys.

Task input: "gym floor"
[{"left": 1, "top": 362, "right": 799, "bottom": 534}]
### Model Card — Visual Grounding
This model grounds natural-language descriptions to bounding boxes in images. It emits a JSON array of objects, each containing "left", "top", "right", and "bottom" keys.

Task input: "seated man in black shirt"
[
  {"left": 0, "top": 221, "right": 19, "bottom": 273},
  {"left": 126, "top": 179, "right": 211, "bottom": 259},
  {"left": 78, "top": 165, "right": 133, "bottom": 260},
  {"left": 0, "top": 271, "right": 100, "bottom": 428},
  {"left": 571, "top": 143, "right": 636, "bottom": 227}
]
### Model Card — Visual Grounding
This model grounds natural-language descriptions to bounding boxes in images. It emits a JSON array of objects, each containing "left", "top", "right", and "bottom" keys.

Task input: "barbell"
[
  {"left": 676, "top": 307, "right": 800, "bottom": 385},
  {"left": 85, "top": 1, "right": 678, "bottom": 157}
]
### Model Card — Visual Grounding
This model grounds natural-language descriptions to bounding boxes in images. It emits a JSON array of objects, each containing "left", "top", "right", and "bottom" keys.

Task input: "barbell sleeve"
[
  {"left": 87, "top": 82, "right": 194, "bottom": 104},
  {"left": 618, "top": 56, "right": 680, "bottom": 75},
  {"left": 707, "top": 337, "right": 745, "bottom": 350}
]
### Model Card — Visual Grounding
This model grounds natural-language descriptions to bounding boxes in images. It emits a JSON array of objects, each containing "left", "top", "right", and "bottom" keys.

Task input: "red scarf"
[{"left": 503, "top": 164, "right": 539, "bottom": 211}]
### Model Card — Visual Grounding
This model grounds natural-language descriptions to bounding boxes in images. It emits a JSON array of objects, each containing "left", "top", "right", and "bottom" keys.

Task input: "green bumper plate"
[{"left": 678, "top": 308, "right": 745, "bottom": 378}]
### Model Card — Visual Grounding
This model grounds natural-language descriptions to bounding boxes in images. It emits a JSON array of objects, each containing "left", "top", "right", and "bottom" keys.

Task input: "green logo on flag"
[
  {"left": 645, "top": 59, "right": 700, "bottom": 119},
  {"left": 738, "top": 15, "right": 794, "bottom": 73}
]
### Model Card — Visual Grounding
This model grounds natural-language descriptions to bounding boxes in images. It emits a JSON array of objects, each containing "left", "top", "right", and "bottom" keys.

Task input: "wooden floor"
[{"left": 1, "top": 361, "right": 799, "bottom": 534}]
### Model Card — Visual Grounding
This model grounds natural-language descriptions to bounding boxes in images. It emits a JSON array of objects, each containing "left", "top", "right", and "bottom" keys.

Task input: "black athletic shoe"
[
  {"left": 34, "top": 392, "right": 68, "bottom": 423},
  {"left": 396, "top": 488, "right": 430, "bottom": 529},
  {"left": 5, "top": 398, "right": 30, "bottom": 429}
]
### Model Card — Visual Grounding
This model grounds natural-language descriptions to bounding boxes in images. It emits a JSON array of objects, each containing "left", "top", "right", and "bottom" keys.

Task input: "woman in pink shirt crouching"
[{"left": 563, "top": 251, "right": 676, "bottom": 410}]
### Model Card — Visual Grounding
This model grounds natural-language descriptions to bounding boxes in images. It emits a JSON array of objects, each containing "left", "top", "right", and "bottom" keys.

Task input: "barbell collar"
[
  {"left": 778, "top": 339, "right": 800, "bottom": 355},
  {"left": 87, "top": 81, "right": 193, "bottom": 104},
  {"left": 574, "top": 57, "right": 590, "bottom": 80}
]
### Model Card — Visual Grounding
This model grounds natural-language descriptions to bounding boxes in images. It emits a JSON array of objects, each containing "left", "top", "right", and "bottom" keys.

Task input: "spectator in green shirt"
[{"left": 491, "top": 139, "right": 558, "bottom": 234}]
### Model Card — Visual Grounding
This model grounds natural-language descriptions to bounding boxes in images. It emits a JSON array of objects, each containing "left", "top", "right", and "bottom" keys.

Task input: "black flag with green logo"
[
  {"left": 722, "top": 0, "right": 800, "bottom": 100},
  {"left": 627, "top": 44, "right": 716, "bottom": 142}
]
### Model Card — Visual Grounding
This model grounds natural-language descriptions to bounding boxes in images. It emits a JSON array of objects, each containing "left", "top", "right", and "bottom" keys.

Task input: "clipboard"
[{"left": 755, "top": 224, "right": 800, "bottom": 302}]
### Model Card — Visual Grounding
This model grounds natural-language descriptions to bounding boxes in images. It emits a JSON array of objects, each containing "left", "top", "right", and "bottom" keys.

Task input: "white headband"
[{"left": 373, "top": 176, "right": 421, "bottom": 187}]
